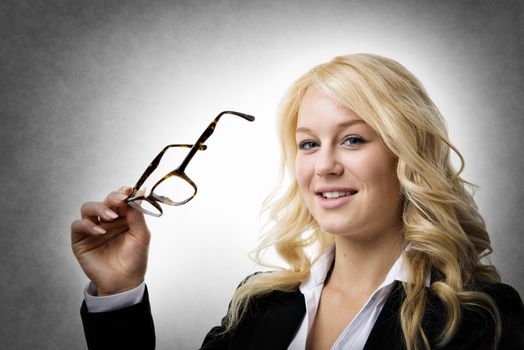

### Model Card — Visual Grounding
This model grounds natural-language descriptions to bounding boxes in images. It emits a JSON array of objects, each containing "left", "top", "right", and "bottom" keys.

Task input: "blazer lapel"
[
  {"left": 363, "top": 281, "right": 405, "bottom": 350},
  {"left": 247, "top": 289, "right": 306, "bottom": 350},
  {"left": 240, "top": 282, "right": 405, "bottom": 350},
  {"left": 232, "top": 281, "right": 407, "bottom": 350}
]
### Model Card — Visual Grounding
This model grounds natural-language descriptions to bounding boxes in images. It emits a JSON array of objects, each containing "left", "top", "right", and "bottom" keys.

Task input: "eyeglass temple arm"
[
  {"left": 129, "top": 143, "right": 207, "bottom": 196},
  {"left": 177, "top": 111, "right": 255, "bottom": 172}
]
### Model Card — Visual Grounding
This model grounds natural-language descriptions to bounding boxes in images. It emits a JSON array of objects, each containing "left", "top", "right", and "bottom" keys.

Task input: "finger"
[
  {"left": 125, "top": 187, "right": 147, "bottom": 218},
  {"left": 73, "top": 217, "right": 128, "bottom": 234},
  {"left": 81, "top": 201, "right": 120, "bottom": 223},
  {"left": 115, "top": 186, "right": 133, "bottom": 218},
  {"left": 121, "top": 187, "right": 147, "bottom": 216},
  {"left": 98, "top": 217, "right": 129, "bottom": 231},
  {"left": 124, "top": 188, "right": 150, "bottom": 241},
  {"left": 72, "top": 218, "right": 129, "bottom": 242},
  {"left": 71, "top": 218, "right": 107, "bottom": 245},
  {"left": 103, "top": 186, "right": 141, "bottom": 219},
  {"left": 71, "top": 219, "right": 130, "bottom": 254},
  {"left": 103, "top": 190, "right": 130, "bottom": 211},
  {"left": 118, "top": 186, "right": 133, "bottom": 193},
  {"left": 126, "top": 204, "right": 148, "bottom": 233}
]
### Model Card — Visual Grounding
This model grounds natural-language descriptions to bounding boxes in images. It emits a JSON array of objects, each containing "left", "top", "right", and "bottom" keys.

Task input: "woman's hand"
[{"left": 71, "top": 186, "right": 151, "bottom": 296}]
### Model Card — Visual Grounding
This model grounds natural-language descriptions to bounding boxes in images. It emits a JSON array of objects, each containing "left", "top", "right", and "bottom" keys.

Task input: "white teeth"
[{"left": 322, "top": 191, "right": 351, "bottom": 199}]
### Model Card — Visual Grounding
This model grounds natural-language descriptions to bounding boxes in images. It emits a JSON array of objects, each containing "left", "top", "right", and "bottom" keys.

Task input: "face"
[{"left": 295, "top": 85, "right": 402, "bottom": 240}]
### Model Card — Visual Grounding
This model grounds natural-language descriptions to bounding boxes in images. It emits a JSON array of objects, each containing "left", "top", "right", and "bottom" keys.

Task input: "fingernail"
[
  {"left": 104, "top": 209, "right": 118, "bottom": 219},
  {"left": 93, "top": 226, "right": 106, "bottom": 234},
  {"left": 118, "top": 186, "right": 132, "bottom": 192}
]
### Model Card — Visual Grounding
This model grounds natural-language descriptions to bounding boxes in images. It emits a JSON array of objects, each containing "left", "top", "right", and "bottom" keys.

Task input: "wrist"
[
  {"left": 95, "top": 280, "right": 144, "bottom": 296},
  {"left": 84, "top": 282, "right": 146, "bottom": 313}
]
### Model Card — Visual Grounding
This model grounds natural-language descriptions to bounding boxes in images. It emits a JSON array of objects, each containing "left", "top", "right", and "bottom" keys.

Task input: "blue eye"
[
  {"left": 298, "top": 140, "right": 318, "bottom": 150},
  {"left": 343, "top": 135, "right": 365, "bottom": 147}
]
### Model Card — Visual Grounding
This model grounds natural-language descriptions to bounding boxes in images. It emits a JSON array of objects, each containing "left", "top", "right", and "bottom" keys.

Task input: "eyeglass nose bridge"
[{"left": 126, "top": 195, "right": 164, "bottom": 217}]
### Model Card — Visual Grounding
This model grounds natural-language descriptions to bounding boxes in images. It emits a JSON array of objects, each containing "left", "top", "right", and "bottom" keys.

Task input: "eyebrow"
[{"left": 295, "top": 120, "right": 366, "bottom": 134}]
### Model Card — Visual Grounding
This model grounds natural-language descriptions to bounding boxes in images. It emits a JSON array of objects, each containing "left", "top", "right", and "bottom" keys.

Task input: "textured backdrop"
[{"left": 1, "top": 0, "right": 523, "bottom": 349}]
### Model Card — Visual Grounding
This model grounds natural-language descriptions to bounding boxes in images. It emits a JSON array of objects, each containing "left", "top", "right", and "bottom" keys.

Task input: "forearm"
[{"left": 80, "top": 285, "right": 155, "bottom": 350}]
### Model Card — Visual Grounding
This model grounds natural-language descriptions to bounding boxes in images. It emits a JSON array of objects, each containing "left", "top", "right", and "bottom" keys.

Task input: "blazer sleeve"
[{"left": 80, "top": 285, "right": 156, "bottom": 350}]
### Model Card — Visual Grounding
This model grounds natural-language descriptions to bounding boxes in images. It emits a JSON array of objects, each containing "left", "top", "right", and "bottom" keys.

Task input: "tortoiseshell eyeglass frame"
[{"left": 126, "top": 110, "right": 255, "bottom": 216}]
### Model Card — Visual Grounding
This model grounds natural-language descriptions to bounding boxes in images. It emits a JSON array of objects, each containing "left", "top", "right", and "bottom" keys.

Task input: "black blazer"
[{"left": 81, "top": 281, "right": 524, "bottom": 349}]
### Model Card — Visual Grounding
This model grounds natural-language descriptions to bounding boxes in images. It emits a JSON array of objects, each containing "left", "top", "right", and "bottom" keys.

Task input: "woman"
[{"left": 72, "top": 54, "right": 524, "bottom": 349}]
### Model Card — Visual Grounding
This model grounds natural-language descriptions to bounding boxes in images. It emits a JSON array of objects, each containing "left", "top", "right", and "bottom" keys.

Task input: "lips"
[
  {"left": 314, "top": 187, "right": 358, "bottom": 209},
  {"left": 315, "top": 187, "right": 358, "bottom": 199},
  {"left": 320, "top": 190, "right": 358, "bottom": 199}
]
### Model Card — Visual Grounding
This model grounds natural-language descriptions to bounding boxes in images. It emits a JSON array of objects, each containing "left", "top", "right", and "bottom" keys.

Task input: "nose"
[{"left": 315, "top": 146, "right": 343, "bottom": 177}]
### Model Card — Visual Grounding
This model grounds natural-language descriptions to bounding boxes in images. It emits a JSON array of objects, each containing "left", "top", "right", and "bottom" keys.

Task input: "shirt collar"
[{"left": 300, "top": 244, "right": 429, "bottom": 293}]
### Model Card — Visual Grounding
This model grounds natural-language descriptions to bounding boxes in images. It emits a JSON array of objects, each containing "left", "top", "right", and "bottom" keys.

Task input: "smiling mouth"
[{"left": 320, "top": 190, "right": 358, "bottom": 199}]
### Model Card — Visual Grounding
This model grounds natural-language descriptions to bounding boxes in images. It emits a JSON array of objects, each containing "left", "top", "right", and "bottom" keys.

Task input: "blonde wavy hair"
[{"left": 225, "top": 53, "right": 501, "bottom": 349}]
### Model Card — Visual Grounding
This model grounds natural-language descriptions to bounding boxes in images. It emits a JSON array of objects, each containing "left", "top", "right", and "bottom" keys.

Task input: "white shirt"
[
  {"left": 287, "top": 245, "right": 416, "bottom": 350},
  {"left": 84, "top": 281, "right": 145, "bottom": 313},
  {"left": 85, "top": 246, "right": 425, "bottom": 349}
]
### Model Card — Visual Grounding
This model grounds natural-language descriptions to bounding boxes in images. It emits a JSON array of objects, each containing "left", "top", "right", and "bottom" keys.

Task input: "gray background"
[{"left": 1, "top": 0, "right": 523, "bottom": 349}]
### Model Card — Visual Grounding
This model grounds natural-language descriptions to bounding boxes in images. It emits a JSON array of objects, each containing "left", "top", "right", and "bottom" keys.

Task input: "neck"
[{"left": 327, "top": 228, "right": 404, "bottom": 295}]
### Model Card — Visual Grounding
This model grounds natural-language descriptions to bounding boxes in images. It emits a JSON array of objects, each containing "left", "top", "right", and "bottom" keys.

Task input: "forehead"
[{"left": 296, "top": 85, "right": 368, "bottom": 131}]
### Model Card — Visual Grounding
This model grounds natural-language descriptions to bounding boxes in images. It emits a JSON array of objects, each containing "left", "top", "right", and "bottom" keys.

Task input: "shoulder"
[
  {"left": 422, "top": 281, "right": 524, "bottom": 349},
  {"left": 468, "top": 282, "right": 524, "bottom": 328},
  {"left": 425, "top": 281, "right": 523, "bottom": 312},
  {"left": 479, "top": 282, "right": 524, "bottom": 348},
  {"left": 458, "top": 282, "right": 524, "bottom": 349},
  {"left": 238, "top": 271, "right": 303, "bottom": 310},
  {"left": 476, "top": 282, "right": 523, "bottom": 310},
  {"left": 201, "top": 272, "right": 305, "bottom": 349}
]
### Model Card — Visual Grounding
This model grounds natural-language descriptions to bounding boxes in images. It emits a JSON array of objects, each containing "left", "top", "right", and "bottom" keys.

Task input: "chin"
[{"left": 317, "top": 221, "right": 357, "bottom": 236}]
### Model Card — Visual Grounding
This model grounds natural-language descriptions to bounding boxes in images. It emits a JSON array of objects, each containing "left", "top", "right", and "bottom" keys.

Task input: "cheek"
[
  {"left": 352, "top": 152, "right": 399, "bottom": 192},
  {"left": 357, "top": 163, "right": 401, "bottom": 219},
  {"left": 295, "top": 155, "right": 313, "bottom": 191}
]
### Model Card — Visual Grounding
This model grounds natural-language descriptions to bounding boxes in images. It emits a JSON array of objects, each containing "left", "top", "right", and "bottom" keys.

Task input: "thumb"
[
  {"left": 125, "top": 187, "right": 151, "bottom": 239},
  {"left": 127, "top": 206, "right": 149, "bottom": 233}
]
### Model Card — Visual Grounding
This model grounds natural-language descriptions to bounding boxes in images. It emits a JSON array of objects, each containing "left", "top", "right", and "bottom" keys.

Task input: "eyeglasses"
[{"left": 126, "top": 111, "right": 255, "bottom": 216}]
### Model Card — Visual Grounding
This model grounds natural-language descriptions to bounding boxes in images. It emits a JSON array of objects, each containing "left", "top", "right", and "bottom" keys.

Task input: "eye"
[
  {"left": 343, "top": 135, "right": 365, "bottom": 147},
  {"left": 298, "top": 140, "right": 319, "bottom": 150}
]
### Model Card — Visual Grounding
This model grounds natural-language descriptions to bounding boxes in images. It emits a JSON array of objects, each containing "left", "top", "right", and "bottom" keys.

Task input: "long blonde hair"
[{"left": 225, "top": 53, "right": 501, "bottom": 349}]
